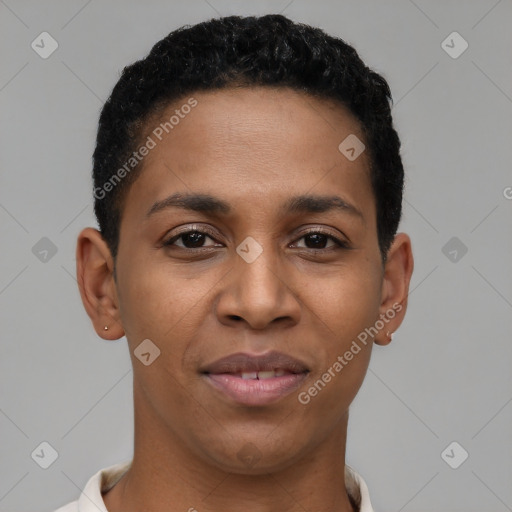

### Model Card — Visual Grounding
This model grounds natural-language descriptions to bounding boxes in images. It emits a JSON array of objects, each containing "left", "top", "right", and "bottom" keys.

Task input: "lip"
[
  {"left": 201, "top": 351, "right": 310, "bottom": 406},
  {"left": 201, "top": 350, "right": 309, "bottom": 374}
]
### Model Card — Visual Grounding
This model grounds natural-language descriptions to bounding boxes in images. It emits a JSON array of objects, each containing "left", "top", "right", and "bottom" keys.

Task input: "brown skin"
[{"left": 77, "top": 87, "right": 413, "bottom": 512}]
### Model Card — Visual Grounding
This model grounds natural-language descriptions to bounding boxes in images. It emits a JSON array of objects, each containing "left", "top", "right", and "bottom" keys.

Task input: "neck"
[{"left": 103, "top": 390, "right": 357, "bottom": 512}]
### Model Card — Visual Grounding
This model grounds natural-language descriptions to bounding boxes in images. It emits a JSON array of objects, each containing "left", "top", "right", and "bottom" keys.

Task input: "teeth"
[
  {"left": 240, "top": 370, "right": 288, "bottom": 380},
  {"left": 257, "top": 371, "right": 277, "bottom": 380}
]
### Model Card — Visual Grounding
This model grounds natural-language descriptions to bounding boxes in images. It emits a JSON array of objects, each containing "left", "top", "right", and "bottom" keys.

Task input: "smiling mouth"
[
  {"left": 228, "top": 369, "right": 290, "bottom": 379},
  {"left": 200, "top": 351, "right": 310, "bottom": 406}
]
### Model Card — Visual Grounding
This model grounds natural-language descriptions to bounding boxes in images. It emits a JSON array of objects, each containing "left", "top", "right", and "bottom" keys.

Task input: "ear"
[
  {"left": 374, "top": 232, "right": 414, "bottom": 346},
  {"left": 76, "top": 227, "right": 125, "bottom": 340}
]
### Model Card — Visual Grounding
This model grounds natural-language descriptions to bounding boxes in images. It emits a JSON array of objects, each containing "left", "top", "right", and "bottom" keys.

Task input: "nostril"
[{"left": 229, "top": 315, "right": 243, "bottom": 321}]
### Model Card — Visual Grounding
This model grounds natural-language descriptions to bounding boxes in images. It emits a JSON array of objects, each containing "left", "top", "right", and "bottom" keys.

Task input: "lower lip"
[{"left": 204, "top": 373, "right": 308, "bottom": 406}]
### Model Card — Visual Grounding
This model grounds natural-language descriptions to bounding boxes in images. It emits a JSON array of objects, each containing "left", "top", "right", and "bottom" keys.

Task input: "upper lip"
[{"left": 201, "top": 350, "right": 309, "bottom": 374}]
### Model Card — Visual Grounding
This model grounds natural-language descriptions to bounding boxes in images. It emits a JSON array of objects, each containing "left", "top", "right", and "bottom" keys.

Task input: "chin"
[{"left": 199, "top": 435, "right": 307, "bottom": 475}]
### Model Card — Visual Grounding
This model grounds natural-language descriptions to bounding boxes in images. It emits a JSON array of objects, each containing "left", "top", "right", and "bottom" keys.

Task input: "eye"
[
  {"left": 163, "top": 228, "right": 222, "bottom": 249},
  {"left": 162, "top": 226, "right": 349, "bottom": 252},
  {"left": 292, "top": 229, "right": 349, "bottom": 250}
]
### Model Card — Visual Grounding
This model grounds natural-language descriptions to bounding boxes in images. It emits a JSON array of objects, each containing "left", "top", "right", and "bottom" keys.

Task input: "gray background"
[{"left": 1, "top": 0, "right": 511, "bottom": 510}]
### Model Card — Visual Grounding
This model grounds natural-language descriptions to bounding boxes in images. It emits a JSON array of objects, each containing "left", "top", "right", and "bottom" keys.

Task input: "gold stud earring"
[
  {"left": 386, "top": 330, "right": 393, "bottom": 341},
  {"left": 104, "top": 326, "right": 109, "bottom": 331}
]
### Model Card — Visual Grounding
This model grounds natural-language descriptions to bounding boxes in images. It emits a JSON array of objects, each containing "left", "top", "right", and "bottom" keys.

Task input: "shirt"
[{"left": 53, "top": 460, "right": 375, "bottom": 512}]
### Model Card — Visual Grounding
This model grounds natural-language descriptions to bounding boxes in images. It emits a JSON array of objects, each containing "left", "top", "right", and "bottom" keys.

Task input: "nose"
[{"left": 215, "top": 245, "right": 301, "bottom": 331}]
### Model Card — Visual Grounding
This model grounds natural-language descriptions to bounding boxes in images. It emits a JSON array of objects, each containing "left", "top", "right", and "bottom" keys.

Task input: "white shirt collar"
[
  {"left": 345, "top": 464, "right": 375, "bottom": 512},
  {"left": 55, "top": 460, "right": 375, "bottom": 512}
]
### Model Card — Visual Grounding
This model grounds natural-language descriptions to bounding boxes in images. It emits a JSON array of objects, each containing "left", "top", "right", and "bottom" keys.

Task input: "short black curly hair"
[{"left": 92, "top": 14, "right": 404, "bottom": 262}]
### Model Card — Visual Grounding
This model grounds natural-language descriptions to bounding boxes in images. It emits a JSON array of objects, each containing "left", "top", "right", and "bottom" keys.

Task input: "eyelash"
[{"left": 163, "top": 226, "right": 349, "bottom": 252}]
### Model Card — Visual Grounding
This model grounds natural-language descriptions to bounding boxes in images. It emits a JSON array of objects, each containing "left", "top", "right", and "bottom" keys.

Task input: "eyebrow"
[{"left": 146, "top": 192, "right": 364, "bottom": 221}]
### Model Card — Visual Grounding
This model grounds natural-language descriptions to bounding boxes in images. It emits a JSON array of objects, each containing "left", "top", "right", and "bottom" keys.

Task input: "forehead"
[
  {"left": 163, "top": 86, "right": 364, "bottom": 158},
  {"left": 121, "top": 86, "right": 374, "bottom": 225}
]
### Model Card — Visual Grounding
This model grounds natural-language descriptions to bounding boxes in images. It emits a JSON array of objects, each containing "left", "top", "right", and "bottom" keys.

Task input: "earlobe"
[
  {"left": 375, "top": 233, "right": 414, "bottom": 346},
  {"left": 75, "top": 227, "right": 125, "bottom": 340}
]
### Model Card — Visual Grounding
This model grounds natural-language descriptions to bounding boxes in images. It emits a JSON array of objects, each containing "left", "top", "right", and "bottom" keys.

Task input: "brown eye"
[
  {"left": 164, "top": 230, "right": 220, "bottom": 249},
  {"left": 302, "top": 233, "right": 331, "bottom": 249},
  {"left": 293, "top": 230, "right": 348, "bottom": 250}
]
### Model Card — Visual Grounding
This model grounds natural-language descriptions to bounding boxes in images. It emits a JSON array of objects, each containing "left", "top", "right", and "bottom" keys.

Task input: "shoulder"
[
  {"left": 50, "top": 460, "right": 132, "bottom": 512},
  {"left": 345, "top": 464, "right": 375, "bottom": 512}
]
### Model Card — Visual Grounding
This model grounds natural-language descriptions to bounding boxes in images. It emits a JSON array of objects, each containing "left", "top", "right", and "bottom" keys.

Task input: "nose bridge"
[
  {"left": 235, "top": 235, "right": 283, "bottom": 305},
  {"left": 215, "top": 233, "right": 301, "bottom": 330}
]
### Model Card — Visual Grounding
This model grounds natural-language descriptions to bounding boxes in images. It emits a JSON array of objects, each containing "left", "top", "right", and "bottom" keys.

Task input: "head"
[
  {"left": 78, "top": 14, "right": 413, "bottom": 474},
  {"left": 92, "top": 14, "right": 403, "bottom": 266}
]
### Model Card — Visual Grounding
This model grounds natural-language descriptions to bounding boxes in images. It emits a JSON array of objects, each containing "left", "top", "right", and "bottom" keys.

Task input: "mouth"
[{"left": 200, "top": 351, "right": 310, "bottom": 406}]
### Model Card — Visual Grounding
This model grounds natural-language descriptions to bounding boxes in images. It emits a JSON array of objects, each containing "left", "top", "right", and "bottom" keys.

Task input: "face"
[{"left": 79, "top": 86, "right": 412, "bottom": 474}]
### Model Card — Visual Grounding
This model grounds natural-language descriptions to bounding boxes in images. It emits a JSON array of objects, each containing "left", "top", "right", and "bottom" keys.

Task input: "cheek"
[
  {"left": 117, "top": 267, "right": 197, "bottom": 410},
  {"left": 116, "top": 262, "right": 218, "bottom": 395},
  {"left": 116, "top": 260, "right": 199, "bottom": 340},
  {"left": 300, "top": 347, "right": 371, "bottom": 433},
  {"left": 299, "top": 277, "right": 378, "bottom": 420},
  {"left": 305, "top": 263, "right": 382, "bottom": 337},
  {"left": 300, "top": 265, "right": 381, "bottom": 400}
]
